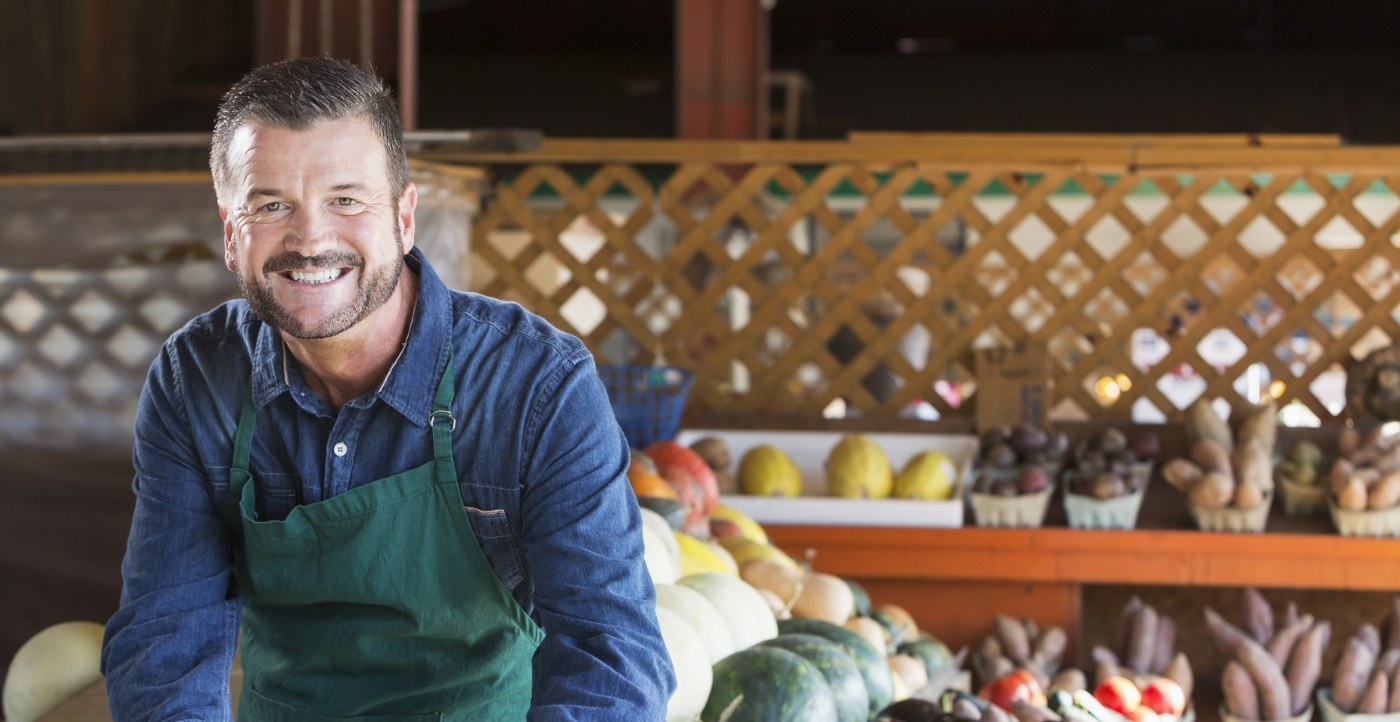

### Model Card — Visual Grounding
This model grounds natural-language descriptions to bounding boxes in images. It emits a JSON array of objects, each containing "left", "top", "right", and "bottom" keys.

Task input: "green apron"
[{"left": 224, "top": 356, "right": 543, "bottom": 721}]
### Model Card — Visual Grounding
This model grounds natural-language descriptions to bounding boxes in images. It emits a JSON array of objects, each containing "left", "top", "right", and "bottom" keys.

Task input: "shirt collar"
[{"left": 248, "top": 247, "right": 452, "bottom": 427}]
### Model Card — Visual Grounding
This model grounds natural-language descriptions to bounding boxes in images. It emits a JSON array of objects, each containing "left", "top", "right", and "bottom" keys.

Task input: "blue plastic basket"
[{"left": 597, "top": 364, "right": 694, "bottom": 448}]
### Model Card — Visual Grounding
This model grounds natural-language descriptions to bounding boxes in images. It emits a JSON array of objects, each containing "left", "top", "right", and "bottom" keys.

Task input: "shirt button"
[{"left": 333, "top": 442, "right": 348, "bottom": 457}]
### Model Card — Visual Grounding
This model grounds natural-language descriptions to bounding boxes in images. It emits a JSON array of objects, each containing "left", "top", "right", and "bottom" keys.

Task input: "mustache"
[{"left": 263, "top": 251, "right": 364, "bottom": 274}]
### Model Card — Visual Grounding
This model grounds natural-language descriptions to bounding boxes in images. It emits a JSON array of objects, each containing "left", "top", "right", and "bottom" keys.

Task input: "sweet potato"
[
  {"left": 1379, "top": 648, "right": 1400, "bottom": 678},
  {"left": 1389, "top": 662, "right": 1400, "bottom": 713},
  {"left": 996, "top": 614, "right": 1031, "bottom": 663},
  {"left": 1235, "top": 439, "right": 1275, "bottom": 501},
  {"left": 1267, "top": 613, "right": 1314, "bottom": 666},
  {"left": 1116, "top": 596, "right": 1144, "bottom": 657},
  {"left": 1232, "top": 634, "right": 1293, "bottom": 721},
  {"left": 1164, "top": 652, "right": 1195, "bottom": 702},
  {"left": 1332, "top": 458, "right": 1358, "bottom": 496},
  {"left": 1012, "top": 699, "right": 1062, "bottom": 722},
  {"left": 1034, "top": 626, "right": 1068, "bottom": 671},
  {"left": 1237, "top": 400, "right": 1279, "bottom": 458},
  {"left": 1283, "top": 601, "right": 1299, "bottom": 628},
  {"left": 1369, "top": 470, "right": 1400, "bottom": 510},
  {"left": 1163, "top": 458, "right": 1205, "bottom": 493},
  {"left": 1286, "top": 620, "right": 1329, "bottom": 716},
  {"left": 1389, "top": 596, "right": 1400, "bottom": 653},
  {"left": 1333, "top": 637, "right": 1377, "bottom": 712},
  {"left": 1339, "top": 477, "right": 1370, "bottom": 512},
  {"left": 1359, "top": 668, "right": 1390, "bottom": 715},
  {"left": 1361, "top": 623, "right": 1384, "bottom": 656},
  {"left": 1223, "top": 660, "right": 1261, "bottom": 721},
  {"left": 1191, "top": 437, "right": 1235, "bottom": 475},
  {"left": 1206, "top": 606, "right": 1253, "bottom": 656},
  {"left": 1048, "top": 668, "right": 1087, "bottom": 695},
  {"left": 1152, "top": 615, "right": 1177, "bottom": 675},
  {"left": 1126, "top": 605, "right": 1159, "bottom": 673},
  {"left": 1339, "top": 426, "right": 1362, "bottom": 459},
  {"left": 1243, "top": 587, "right": 1274, "bottom": 644},
  {"left": 1192, "top": 471, "right": 1237, "bottom": 509},
  {"left": 1187, "top": 398, "right": 1235, "bottom": 453}
]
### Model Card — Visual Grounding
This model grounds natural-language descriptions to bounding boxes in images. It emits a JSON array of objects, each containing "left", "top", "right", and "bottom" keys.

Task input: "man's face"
[{"left": 219, "top": 116, "right": 417, "bottom": 340}]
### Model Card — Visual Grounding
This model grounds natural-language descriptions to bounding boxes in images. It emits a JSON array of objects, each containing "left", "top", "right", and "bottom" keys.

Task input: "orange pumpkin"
[{"left": 628, "top": 467, "right": 678, "bottom": 501}]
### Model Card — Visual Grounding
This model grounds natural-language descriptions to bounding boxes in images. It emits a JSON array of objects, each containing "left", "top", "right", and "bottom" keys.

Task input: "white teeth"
[{"left": 288, "top": 268, "right": 344, "bottom": 284}]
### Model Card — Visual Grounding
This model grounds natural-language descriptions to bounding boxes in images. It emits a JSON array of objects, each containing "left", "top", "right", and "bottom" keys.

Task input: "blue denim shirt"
[{"left": 101, "top": 249, "right": 675, "bottom": 721}]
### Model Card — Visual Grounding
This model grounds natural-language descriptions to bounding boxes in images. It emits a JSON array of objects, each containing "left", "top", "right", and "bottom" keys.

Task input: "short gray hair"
[{"left": 210, "top": 57, "right": 408, "bottom": 207}]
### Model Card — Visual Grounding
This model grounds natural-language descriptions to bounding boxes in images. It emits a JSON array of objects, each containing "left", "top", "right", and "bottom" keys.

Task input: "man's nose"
[{"left": 284, "top": 206, "right": 336, "bottom": 255}]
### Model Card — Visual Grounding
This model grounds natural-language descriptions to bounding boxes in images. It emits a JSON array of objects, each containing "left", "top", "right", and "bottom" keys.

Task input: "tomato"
[
  {"left": 979, "top": 669, "right": 1047, "bottom": 711},
  {"left": 1094, "top": 675, "right": 1143, "bottom": 716},
  {"left": 1140, "top": 676, "right": 1187, "bottom": 717}
]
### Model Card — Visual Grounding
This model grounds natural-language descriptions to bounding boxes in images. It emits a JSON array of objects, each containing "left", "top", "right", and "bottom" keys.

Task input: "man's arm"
[
  {"left": 102, "top": 346, "right": 241, "bottom": 721},
  {"left": 519, "top": 355, "right": 677, "bottom": 721}
]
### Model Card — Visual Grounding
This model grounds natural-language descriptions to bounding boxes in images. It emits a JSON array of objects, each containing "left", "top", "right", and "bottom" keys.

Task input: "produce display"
[
  {"left": 1205, "top": 588, "right": 1327, "bottom": 722},
  {"left": 632, "top": 443, "right": 963, "bottom": 722},
  {"left": 1317, "top": 597, "right": 1400, "bottom": 716},
  {"left": 1274, "top": 439, "right": 1327, "bottom": 517},
  {"left": 971, "top": 424, "right": 1067, "bottom": 497},
  {"left": 1090, "top": 596, "right": 1193, "bottom": 698},
  {"left": 632, "top": 409, "right": 1394, "bottom": 721},
  {"left": 1328, "top": 423, "right": 1400, "bottom": 516},
  {"left": 1162, "top": 400, "right": 1278, "bottom": 531}
]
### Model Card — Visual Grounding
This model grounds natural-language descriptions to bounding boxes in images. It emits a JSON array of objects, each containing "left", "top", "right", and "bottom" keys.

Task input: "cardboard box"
[{"left": 975, "top": 345, "right": 1052, "bottom": 431}]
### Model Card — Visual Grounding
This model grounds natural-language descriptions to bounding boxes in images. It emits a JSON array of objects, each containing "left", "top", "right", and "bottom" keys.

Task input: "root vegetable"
[
  {"left": 1152, "top": 616, "right": 1177, "bottom": 675},
  {"left": 1369, "top": 470, "right": 1400, "bottom": 510},
  {"left": 1361, "top": 623, "right": 1384, "bottom": 656},
  {"left": 1267, "top": 613, "right": 1314, "bottom": 666},
  {"left": 996, "top": 614, "right": 1031, "bottom": 664},
  {"left": 1286, "top": 620, "right": 1329, "bottom": 716},
  {"left": 1126, "top": 605, "right": 1159, "bottom": 673},
  {"left": 1232, "top": 634, "right": 1292, "bottom": 722},
  {"left": 1187, "top": 399, "right": 1235, "bottom": 454},
  {"left": 1340, "top": 477, "right": 1370, "bottom": 512},
  {"left": 1191, "top": 438, "right": 1234, "bottom": 475},
  {"left": 1205, "top": 606, "right": 1252, "bottom": 656},
  {"left": 1164, "top": 652, "right": 1195, "bottom": 702},
  {"left": 1191, "top": 471, "right": 1237, "bottom": 509},
  {"left": 1223, "top": 660, "right": 1260, "bottom": 721},
  {"left": 1333, "top": 637, "right": 1377, "bottom": 712},
  {"left": 1359, "top": 669, "right": 1390, "bottom": 715},
  {"left": 1033, "top": 626, "right": 1067, "bottom": 671},
  {"left": 1163, "top": 459, "right": 1205, "bottom": 493},
  {"left": 1243, "top": 587, "right": 1274, "bottom": 644}
]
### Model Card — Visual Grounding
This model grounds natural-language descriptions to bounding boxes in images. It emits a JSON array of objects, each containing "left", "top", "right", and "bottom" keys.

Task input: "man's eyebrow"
[
  {"left": 246, "top": 187, "right": 281, "bottom": 201},
  {"left": 330, "top": 182, "right": 372, "bottom": 194}
]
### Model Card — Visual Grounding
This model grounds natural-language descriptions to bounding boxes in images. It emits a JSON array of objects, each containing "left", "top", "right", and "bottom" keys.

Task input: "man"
[{"left": 101, "top": 57, "right": 675, "bottom": 721}]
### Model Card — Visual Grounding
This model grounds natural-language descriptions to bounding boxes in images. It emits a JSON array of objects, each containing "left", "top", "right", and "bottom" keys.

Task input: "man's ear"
[
  {"left": 220, "top": 207, "right": 237, "bottom": 272},
  {"left": 398, "top": 182, "right": 419, "bottom": 254}
]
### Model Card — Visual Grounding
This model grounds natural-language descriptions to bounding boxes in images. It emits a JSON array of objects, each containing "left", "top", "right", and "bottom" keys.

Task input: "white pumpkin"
[
  {"left": 639, "top": 507, "right": 682, "bottom": 572},
  {"left": 677, "top": 572, "right": 778, "bottom": 651},
  {"left": 656, "top": 606, "right": 712, "bottom": 722},
  {"left": 3, "top": 621, "right": 104, "bottom": 722},
  {"left": 654, "top": 582, "right": 733, "bottom": 664},
  {"left": 641, "top": 523, "right": 679, "bottom": 585}
]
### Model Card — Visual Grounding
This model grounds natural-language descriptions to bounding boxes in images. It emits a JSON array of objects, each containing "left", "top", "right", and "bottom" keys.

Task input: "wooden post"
[{"left": 676, "top": 0, "right": 770, "bottom": 139}]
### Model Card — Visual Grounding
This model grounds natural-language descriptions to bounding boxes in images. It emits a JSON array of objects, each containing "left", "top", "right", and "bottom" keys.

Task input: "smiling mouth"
[{"left": 284, "top": 268, "right": 348, "bottom": 284}]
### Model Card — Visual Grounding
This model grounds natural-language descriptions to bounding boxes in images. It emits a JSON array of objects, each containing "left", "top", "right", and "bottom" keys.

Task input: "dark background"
[{"left": 5, "top": 0, "right": 1400, "bottom": 142}]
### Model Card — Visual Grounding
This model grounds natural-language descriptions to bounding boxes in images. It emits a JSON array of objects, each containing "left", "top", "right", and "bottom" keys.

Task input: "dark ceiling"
[{"left": 414, "top": 0, "right": 1400, "bottom": 142}]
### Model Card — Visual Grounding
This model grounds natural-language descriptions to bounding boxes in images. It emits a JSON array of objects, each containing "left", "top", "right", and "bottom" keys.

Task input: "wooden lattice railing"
[{"left": 439, "top": 135, "right": 1400, "bottom": 428}]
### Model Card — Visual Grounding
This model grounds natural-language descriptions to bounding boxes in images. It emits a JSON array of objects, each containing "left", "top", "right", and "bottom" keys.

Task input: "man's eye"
[
  {"left": 334, "top": 197, "right": 357, "bottom": 206},
  {"left": 261, "top": 201, "right": 284, "bottom": 213}
]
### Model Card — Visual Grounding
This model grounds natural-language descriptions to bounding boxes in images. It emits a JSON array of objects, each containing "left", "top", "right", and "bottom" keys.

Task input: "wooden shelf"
[{"left": 765, "top": 477, "right": 1400, "bottom": 592}]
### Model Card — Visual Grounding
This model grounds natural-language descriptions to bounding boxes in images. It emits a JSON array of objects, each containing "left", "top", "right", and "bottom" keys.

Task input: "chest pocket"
[{"left": 463, "top": 506, "right": 525, "bottom": 593}]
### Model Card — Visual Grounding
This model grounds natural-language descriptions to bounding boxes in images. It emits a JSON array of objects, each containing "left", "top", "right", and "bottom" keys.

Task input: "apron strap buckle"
[{"left": 428, "top": 409, "right": 457, "bottom": 432}]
